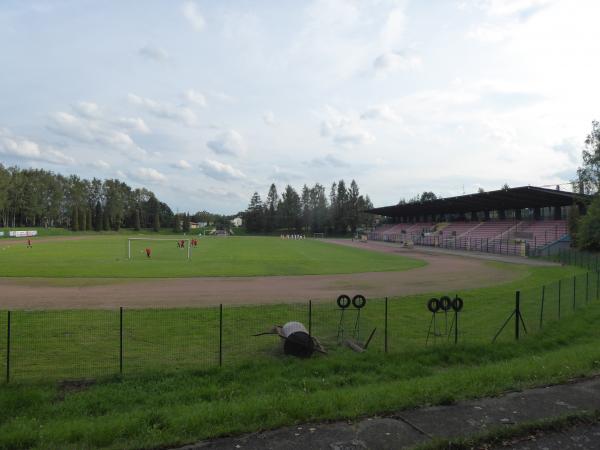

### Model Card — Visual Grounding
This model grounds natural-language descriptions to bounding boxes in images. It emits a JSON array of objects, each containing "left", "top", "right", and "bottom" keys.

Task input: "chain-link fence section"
[{"left": 2, "top": 269, "right": 600, "bottom": 383}]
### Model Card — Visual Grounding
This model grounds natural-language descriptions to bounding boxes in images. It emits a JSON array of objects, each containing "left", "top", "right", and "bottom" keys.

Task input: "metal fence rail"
[{"left": 1, "top": 269, "right": 599, "bottom": 383}]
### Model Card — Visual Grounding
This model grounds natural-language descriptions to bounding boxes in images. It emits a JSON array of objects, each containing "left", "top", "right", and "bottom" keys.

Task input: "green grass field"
[
  {"left": 0, "top": 235, "right": 425, "bottom": 277},
  {"left": 1, "top": 263, "right": 599, "bottom": 450},
  {"left": 1, "top": 236, "right": 598, "bottom": 450}
]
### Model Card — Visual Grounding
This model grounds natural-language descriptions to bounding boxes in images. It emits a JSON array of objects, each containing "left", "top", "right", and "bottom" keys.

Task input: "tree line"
[
  {"left": 243, "top": 180, "right": 375, "bottom": 234},
  {"left": 0, "top": 164, "right": 173, "bottom": 231},
  {"left": 572, "top": 120, "right": 600, "bottom": 250}
]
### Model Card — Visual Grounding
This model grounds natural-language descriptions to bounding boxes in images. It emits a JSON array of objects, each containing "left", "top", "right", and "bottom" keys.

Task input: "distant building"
[
  {"left": 231, "top": 217, "right": 243, "bottom": 227},
  {"left": 190, "top": 221, "right": 208, "bottom": 229}
]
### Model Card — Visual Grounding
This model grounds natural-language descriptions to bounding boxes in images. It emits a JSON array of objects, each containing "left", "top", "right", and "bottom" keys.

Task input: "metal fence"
[
  {"left": 549, "top": 248, "right": 600, "bottom": 271},
  {"left": 368, "top": 232, "right": 525, "bottom": 257},
  {"left": 1, "top": 270, "right": 599, "bottom": 383}
]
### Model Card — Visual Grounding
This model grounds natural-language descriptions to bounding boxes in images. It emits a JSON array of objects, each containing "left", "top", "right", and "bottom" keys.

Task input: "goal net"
[
  {"left": 313, "top": 233, "right": 325, "bottom": 238},
  {"left": 127, "top": 238, "right": 192, "bottom": 260}
]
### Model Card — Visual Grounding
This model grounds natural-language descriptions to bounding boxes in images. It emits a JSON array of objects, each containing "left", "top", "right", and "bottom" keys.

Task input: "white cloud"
[
  {"left": 131, "top": 167, "right": 167, "bottom": 184},
  {"left": 172, "top": 159, "right": 192, "bottom": 170},
  {"left": 263, "top": 111, "right": 276, "bottom": 126},
  {"left": 128, "top": 93, "right": 197, "bottom": 126},
  {"left": 373, "top": 51, "right": 421, "bottom": 74},
  {"left": 307, "top": 153, "right": 350, "bottom": 168},
  {"left": 72, "top": 101, "right": 101, "bottom": 118},
  {"left": 0, "top": 128, "right": 74, "bottom": 165},
  {"left": 210, "top": 91, "right": 235, "bottom": 103},
  {"left": 182, "top": 1, "right": 205, "bottom": 31},
  {"left": 197, "top": 186, "right": 244, "bottom": 201},
  {"left": 380, "top": 7, "right": 406, "bottom": 49},
  {"left": 116, "top": 117, "right": 151, "bottom": 134},
  {"left": 470, "top": 0, "right": 554, "bottom": 17},
  {"left": 199, "top": 159, "right": 245, "bottom": 181},
  {"left": 361, "top": 104, "right": 403, "bottom": 123},
  {"left": 138, "top": 45, "right": 169, "bottom": 62},
  {"left": 207, "top": 129, "right": 247, "bottom": 156},
  {"left": 467, "top": 23, "right": 515, "bottom": 43},
  {"left": 183, "top": 89, "right": 207, "bottom": 107},
  {"left": 91, "top": 160, "right": 110, "bottom": 170},
  {"left": 49, "top": 111, "right": 146, "bottom": 158},
  {"left": 320, "top": 106, "right": 375, "bottom": 146}
]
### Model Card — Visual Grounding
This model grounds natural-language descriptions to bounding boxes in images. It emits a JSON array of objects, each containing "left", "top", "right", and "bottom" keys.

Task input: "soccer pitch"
[{"left": 0, "top": 235, "right": 426, "bottom": 278}]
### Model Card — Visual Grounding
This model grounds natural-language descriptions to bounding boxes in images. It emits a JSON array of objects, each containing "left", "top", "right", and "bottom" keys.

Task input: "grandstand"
[{"left": 367, "top": 186, "right": 587, "bottom": 257}]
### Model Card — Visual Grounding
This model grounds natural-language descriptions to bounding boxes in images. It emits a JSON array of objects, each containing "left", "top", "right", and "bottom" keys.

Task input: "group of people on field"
[
  {"left": 280, "top": 234, "right": 305, "bottom": 240},
  {"left": 146, "top": 238, "right": 200, "bottom": 258}
]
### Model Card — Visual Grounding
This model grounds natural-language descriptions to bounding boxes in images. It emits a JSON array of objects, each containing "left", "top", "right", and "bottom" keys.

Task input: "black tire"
[
  {"left": 427, "top": 298, "right": 440, "bottom": 313},
  {"left": 337, "top": 294, "right": 351, "bottom": 309},
  {"left": 452, "top": 296, "right": 464, "bottom": 312},
  {"left": 352, "top": 295, "right": 366, "bottom": 309},
  {"left": 439, "top": 296, "right": 452, "bottom": 311}
]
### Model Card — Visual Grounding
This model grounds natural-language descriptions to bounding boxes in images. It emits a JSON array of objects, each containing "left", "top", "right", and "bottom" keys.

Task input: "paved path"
[
  {"left": 174, "top": 376, "right": 600, "bottom": 450},
  {"left": 492, "top": 422, "right": 600, "bottom": 449}
]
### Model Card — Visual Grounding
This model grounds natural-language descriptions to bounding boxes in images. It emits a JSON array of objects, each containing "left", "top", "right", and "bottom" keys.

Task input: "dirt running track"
[{"left": 0, "top": 240, "right": 530, "bottom": 309}]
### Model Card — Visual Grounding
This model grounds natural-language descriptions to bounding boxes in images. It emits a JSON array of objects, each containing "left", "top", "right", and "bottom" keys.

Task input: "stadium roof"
[{"left": 367, "top": 186, "right": 588, "bottom": 218}]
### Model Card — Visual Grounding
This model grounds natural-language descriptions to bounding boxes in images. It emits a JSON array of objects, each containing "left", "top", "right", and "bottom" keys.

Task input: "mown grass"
[
  {"left": 1, "top": 264, "right": 586, "bottom": 382},
  {"left": 2, "top": 301, "right": 600, "bottom": 450},
  {"left": 1, "top": 263, "right": 598, "bottom": 449},
  {"left": 0, "top": 235, "right": 425, "bottom": 277}
]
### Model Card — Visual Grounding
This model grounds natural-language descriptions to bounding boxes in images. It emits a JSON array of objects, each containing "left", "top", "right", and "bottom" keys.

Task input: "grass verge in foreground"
[{"left": 2, "top": 291, "right": 600, "bottom": 449}]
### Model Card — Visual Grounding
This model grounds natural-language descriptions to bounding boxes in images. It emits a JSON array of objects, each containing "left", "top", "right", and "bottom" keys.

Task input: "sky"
[{"left": 1, "top": 0, "right": 599, "bottom": 214}]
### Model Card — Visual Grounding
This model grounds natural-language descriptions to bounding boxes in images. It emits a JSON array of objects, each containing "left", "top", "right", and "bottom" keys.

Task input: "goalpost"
[
  {"left": 127, "top": 238, "right": 191, "bottom": 260},
  {"left": 313, "top": 233, "right": 325, "bottom": 239}
]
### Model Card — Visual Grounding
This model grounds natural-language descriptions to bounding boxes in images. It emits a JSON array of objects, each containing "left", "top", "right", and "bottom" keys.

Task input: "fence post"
[
  {"left": 384, "top": 297, "right": 388, "bottom": 353},
  {"left": 308, "top": 300, "right": 312, "bottom": 336},
  {"left": 558, "top": 279, "right": 562, "bottom": 320},
  {"left": 5, "top": 311, "right": 10, "bottom": 384},
  {"left": 573, "top": 276, "right": 576, "bottom": 310},
  {"left": 539, "top": 285, "right": 545, "bottom": 329},
  {"left": 586, "top": 272, "right": 589, "bottom": 304},
  {"left": 597, "top": 270, "right": 600, "bottom": 300},
  {"left": 454, "top": 306, "right": 458, "bottom": 344},
  {"left": 119, "top": 307, "right": 123, "bottom": 375},
  {"left": 515, "top": 291, "right": 520, "bottom": 340},
  {"left": 219, "top": 304, "right": 223, "bottom": 367}
]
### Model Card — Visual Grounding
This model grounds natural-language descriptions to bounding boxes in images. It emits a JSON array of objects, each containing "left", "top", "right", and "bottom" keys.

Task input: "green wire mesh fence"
[{"left": 2, "top": 269, "right": 599, "bottom": 383}]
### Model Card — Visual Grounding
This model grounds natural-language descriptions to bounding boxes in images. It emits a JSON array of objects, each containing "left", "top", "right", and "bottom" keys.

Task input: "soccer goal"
[
  {"left": 127, "top": 238, "right": 191, "bottom": 260},
  {"left": 313, "top": 232, "right": 325, "bottom": 239}
]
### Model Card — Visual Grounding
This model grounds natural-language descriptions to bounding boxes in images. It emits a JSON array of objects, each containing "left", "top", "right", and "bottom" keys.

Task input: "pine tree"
[
  {"left": 102, "top": 211, "right": 110, "bottom": 231},
  {"left": 265, "top": 183, "right": 279, "bottom": 232},
  {"left": 173, "top": 214, "right": 181, "bottom": 233},
  {"left": 153, "top": 212, "right": 160, "bottom": 232},
  {"left": 134, "top": 209, "right": 141, "bottom": 231},
  {"left": 80, "top": 208, "right": 86, "bottom": 232},
  {"left": 86, "top": 209, "right": 92, "bottom": 231},
  {"left": 94, "top": 201, "right": 103, "bottom": 232},
  {"left": 183, "top": 213, "right": 191, "bottom": 233},
  {"left": 71, "top": 208, "right": 79, "bottom": 231}
]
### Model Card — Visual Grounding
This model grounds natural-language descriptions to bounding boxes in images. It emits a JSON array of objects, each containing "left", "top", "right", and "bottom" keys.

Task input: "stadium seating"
[
  {"left": 372, "top": 219, "right": 568, "bottom": 256},
  {"left": 515, "top": 220, "right": 568, "bottom": 248}
]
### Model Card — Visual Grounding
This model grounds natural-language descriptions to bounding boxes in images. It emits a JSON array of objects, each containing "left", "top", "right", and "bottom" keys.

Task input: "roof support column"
[
  {"left": 554, "top": 206, "right": 562, "bottom": 220},
  {"left": 515, "top": 209, "right": 522, "bottom": 220},
  {"left": 533, "top": 207, "right": 541, "bottom": 220}
]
